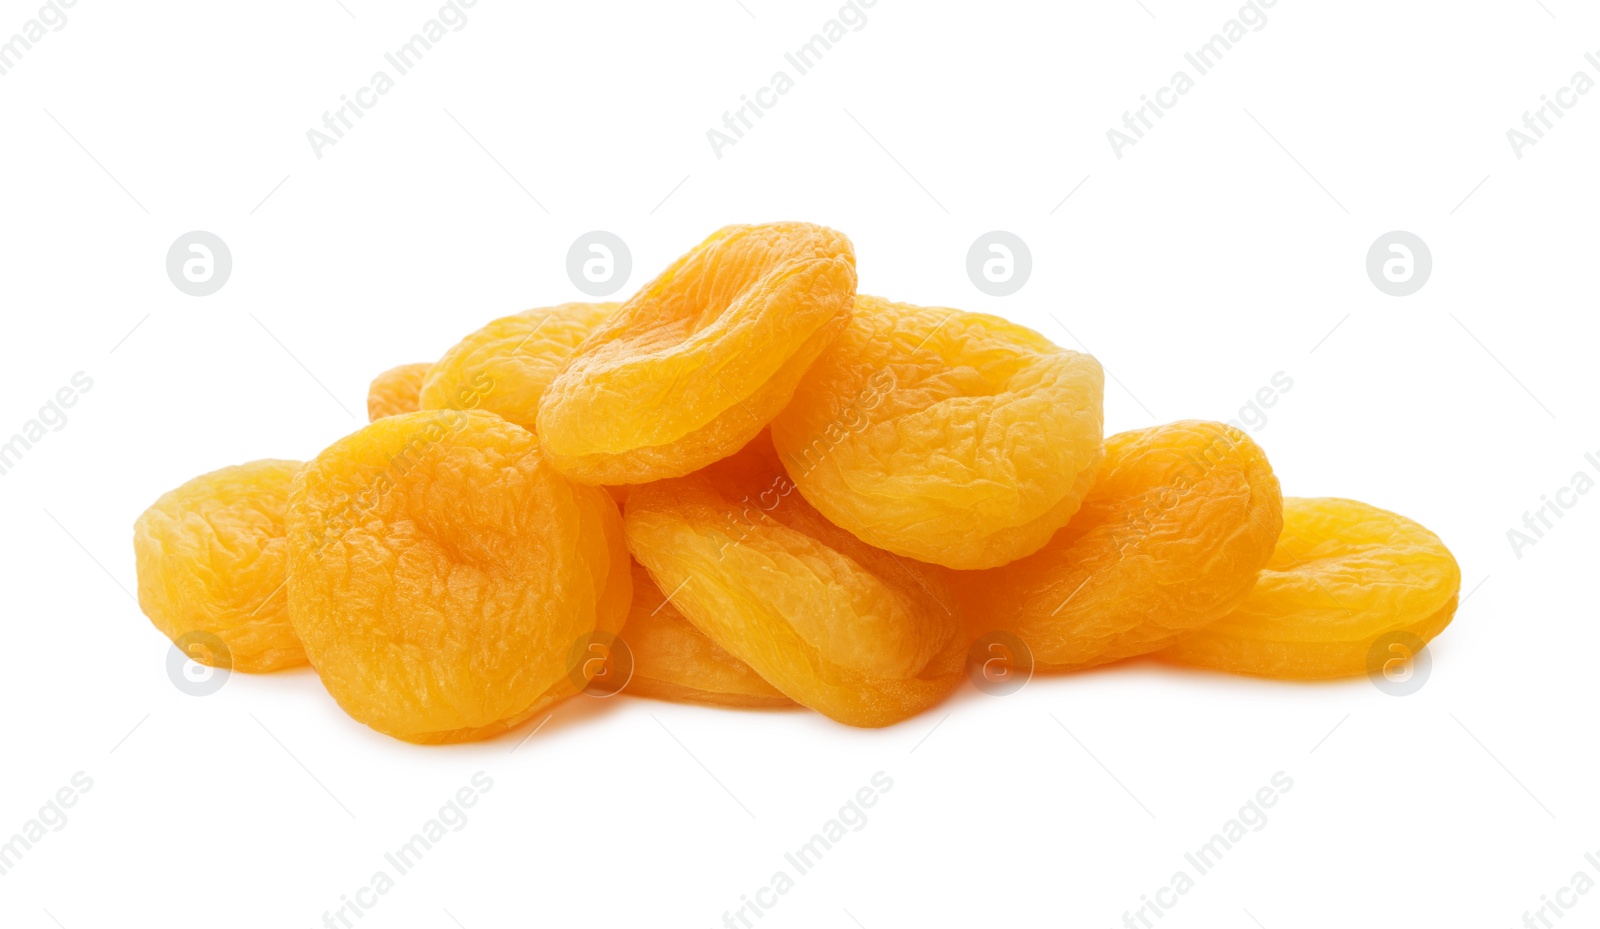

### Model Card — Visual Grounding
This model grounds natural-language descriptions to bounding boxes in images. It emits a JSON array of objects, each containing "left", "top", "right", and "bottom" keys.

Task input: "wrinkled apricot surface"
[
  {"left": 286, "top": 410, "right": 630, "bottom": 743},
  {"left": 538, "top": 223, "right": 857, "bottom": 485},
  {"left": 1157, "top": 497, "right": 1459, "bottom": 679},
  {"left": 134, "top": 460, "right": 306, "bottom": 672},
  {"left": 954, "top": 421, "right": 1282, "bottom": 671},
  {"left": 622, "top": 561, "right": 792, "bottom": 708},
  {"left": 366, "top": 363, "right": 432, "bottom": 422},
  {"left": 772, "top": 297, "right": 1104, "bottom": 569},
  {"left": 624, "top": 435, "right": 965, "bottom": 727},
  {"left": 130, "top": 219, "right": 1466, "bottom": 742},
  {"left": 420, "top": 302, "right": 617, "bottom": 430}
]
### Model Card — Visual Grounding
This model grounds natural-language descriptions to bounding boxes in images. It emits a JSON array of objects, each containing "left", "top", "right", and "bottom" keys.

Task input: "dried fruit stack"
[{"left": 132, "top": 222, "right": 1461, "bottom": 744}]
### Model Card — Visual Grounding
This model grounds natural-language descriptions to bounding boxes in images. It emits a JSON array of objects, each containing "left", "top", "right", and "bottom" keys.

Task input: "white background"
[{"left": 2, "top": 1, "right": 1596, "bottom": 927}]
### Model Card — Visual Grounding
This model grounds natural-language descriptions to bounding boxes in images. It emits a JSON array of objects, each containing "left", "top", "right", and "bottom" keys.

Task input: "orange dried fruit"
[
  {"left": 1157, "top": 497, "right": 1460, "bottom": 679},
  {"left": 419, "top": 302, "right": 618, "bottom": 430},
  {"left": 366, "top": 363, "right": 432, "bottom": 421},
  {"left": 624, "top": 435, "right": 965, "bottom": 727},
  {"left": 286, "top": 410, "right": 630, "bottom": 744},
  {"left": 133, "top": 459, "right": 306, "bottom": 672},
  {"left": 953, "top": 421, "right": 1282, "bottom": 671},
  {"left": 537, "top": 223, "right": 857, "bottom": 485},
  {"left": 770, "top": 297, "right": 1104, "bottom": 569},
  {"left": 621, "top": 561, "right": 792, "bottom": 708}
]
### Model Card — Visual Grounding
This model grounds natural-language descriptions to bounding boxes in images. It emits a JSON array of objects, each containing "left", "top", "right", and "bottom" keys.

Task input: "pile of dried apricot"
[{"left": 131, "top": 221, "right": 1461, "bottom": 744}]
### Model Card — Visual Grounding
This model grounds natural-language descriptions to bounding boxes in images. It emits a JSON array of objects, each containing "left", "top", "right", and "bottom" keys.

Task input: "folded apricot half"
[
  {"left": 624, "top": 435, "right": 965, "bottom": 727},
  {"left": 771, "top": 296, "right": 1103, "bottom": 570},
  {"left": 1157, "top": 497, "right": 1459, "bottom": 679},
  {"left": 287, "top": 411, "right": 630, "bottom": 743},
  {"left": 538, "top": 223, "right": 856, "bottom": 485}
]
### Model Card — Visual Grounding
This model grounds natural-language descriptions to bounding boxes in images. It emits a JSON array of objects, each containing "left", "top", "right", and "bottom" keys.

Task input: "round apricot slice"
[
  {"left": 134, "top": 459, "right": 306, "bottom": 672},
  {"left": 770, "top": 296, "right": 1104, "bottom": 569},
  {"left": 621, "top": 561, "right": 793, "bottom": 708},
  {"left": 366, "top": 363, "right": 432, "bottom": 421},
  {"left": 419, "top": 302, "right": 618, "bottom": 430},
  {"left": 624, "top": 435, "right": 965, "bottom": 727},
  {"left": 1157, "top": 497, "right": 1460, "bottom": 679},
  {"left": 537, "top": 223, "right": 857, "bottom": 485},
  {"left": 952, "top": 421, "right": 1283, "bottom": 671},
  {"left": 286, "top": 410, "right": 630, "bottom": 744}
]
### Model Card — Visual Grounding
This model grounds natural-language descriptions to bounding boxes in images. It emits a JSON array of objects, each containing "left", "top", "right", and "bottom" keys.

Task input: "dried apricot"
[
  {"left": 621, "top": 560, "right": 792, "bottom": 708},
  {"left": 770, "top": 296, "right": 1104, "bottom": 569},
  {"left": 419, "top": 302, "right": 618, "bottom": 430},
  {"left": 624, "top": 435, "right": 965, "bottom": 727},
  {"left": 286, "top": 410, "right": 630, "bottom": 743},
  {"left": 133, "top": 460, "right": 306, "bottom": 672},
  {"left": 537, "top": 223, "right": 857, "bottom": 485},
  {"left": 1157, "top": 497, "right": 1459, "bottom": 679},
  {"left": 366, "top": 363, "right": 432, "bottom": 421},
  {"left": 953, "top": 421, "right": 1282, "bottom": 671}
]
